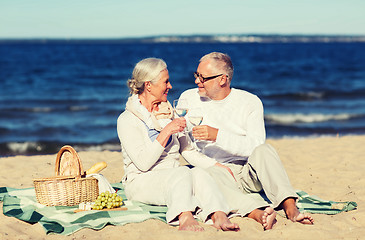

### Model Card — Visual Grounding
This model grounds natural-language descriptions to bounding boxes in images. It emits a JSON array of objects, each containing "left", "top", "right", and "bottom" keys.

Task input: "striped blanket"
[{"left": 0, "top": 183, "right": 357, "bottom": 235}]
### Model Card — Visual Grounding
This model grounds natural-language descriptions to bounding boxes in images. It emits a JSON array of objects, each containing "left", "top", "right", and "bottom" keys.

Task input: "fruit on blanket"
[{"left": 92, "top": 191, "right": 124, "bottom": 210}]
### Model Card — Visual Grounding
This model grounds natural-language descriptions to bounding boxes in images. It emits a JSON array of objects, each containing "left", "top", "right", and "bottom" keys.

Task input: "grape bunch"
[{"left": 92, "top": 191, "right": 124, "bottom": 210}]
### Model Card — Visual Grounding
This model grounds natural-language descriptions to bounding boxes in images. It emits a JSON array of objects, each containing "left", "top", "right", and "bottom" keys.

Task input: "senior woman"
[{"left": 117, "top": 58, "right": 239, "bottom": 231}]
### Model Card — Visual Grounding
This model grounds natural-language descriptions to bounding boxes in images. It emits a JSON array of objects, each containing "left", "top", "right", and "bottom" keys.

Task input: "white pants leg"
[
  {"left": 237, "top": 143, "right": 298, "bottom": 208},
  {"left": 205, "top": 165, "right": 269, "bottom": 217},
  {"left": 190, "top": 167, "right": 232, "bottom": 222},
  {"left": 124, "top": 166, "right": 200, "bottom": 223}
]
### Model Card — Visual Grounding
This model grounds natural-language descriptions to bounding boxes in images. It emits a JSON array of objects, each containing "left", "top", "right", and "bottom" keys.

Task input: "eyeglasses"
[{"left": 194, "top": 72, "right": 223, "bottom": 83}]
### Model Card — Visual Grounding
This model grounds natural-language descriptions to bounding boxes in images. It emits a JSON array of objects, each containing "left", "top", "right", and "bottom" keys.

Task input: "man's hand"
[
  {"left": 192, "top": 125, "right": 218, "bottom": 141},
  {"left": 215, "top": 162, "right": 236, "bottom": 181}
]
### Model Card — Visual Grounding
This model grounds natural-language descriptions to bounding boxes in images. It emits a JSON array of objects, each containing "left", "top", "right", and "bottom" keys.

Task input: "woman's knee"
[{"left": 167, "top": 166, "right": 193, "bottom": 184}]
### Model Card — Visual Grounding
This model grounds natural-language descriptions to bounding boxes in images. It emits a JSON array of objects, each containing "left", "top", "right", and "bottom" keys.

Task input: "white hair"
[{"left": 127, "top": 58, "right": 167, "bottom": 95}]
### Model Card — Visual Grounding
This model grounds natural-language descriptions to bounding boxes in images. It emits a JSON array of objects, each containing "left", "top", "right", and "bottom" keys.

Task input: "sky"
[{"left": 1, "top": 0, "right": 364, "bottom": 39}]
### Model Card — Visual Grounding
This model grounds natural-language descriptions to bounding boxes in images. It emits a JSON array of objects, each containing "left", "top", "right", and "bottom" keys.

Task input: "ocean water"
[{"left": 1, "top": 41, "right": 365, "bottom": 155}]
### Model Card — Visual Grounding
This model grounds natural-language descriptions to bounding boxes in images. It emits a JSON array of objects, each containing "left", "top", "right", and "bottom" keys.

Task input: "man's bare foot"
[
  {"left": 282, "top": 198, "right": 314, "bottom": 225},
  {"left": 247, "top": 207, "right": 277, "bottom": 230},
  {"left": 178, "top": 212, "right": 204, "bottom": 231},
  {"left": 211, "top": 211, "right": 240, "bottom": 231}
]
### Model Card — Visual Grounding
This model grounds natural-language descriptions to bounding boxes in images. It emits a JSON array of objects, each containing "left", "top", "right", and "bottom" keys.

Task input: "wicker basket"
[{"left": 33, "top": 145, "right": 99, "bottom": 206}]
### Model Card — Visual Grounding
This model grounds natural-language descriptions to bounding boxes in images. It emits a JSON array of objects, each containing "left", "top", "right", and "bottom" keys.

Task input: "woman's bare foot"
[
  {"left": 178, "top": 212, "right": 204, "bottom": 231},
  {"left": 247, "top": 207, "right": 277, "bottom": 230},
  {"left": 282, "top": 198, "right": 314, "bottom": 224},
  {"left": 211, "top": 211, "right": 240, "bottom": 231}
]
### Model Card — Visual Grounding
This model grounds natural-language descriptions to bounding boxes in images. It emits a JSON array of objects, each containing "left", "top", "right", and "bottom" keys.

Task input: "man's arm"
[{"left": 192, "top": 99, "right": 265, "bottom": 156}]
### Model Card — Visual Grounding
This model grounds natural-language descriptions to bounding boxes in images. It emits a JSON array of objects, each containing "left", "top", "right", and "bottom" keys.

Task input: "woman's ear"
[{"left": 145, "top": 81, "right": 151, "bottom": 92}]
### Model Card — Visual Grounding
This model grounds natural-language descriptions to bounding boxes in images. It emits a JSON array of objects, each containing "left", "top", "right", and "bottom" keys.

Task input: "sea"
[{"left": 1, "top": 37, "right": 365, "bottom": 156}]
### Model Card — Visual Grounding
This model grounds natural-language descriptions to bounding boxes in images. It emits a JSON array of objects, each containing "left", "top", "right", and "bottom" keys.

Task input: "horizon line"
[
  {"left": 1, "top": 33, "right": 365, "bottom": 39},
  {"left": 1, "top": 33, "right": 364, "bottom": 43}
]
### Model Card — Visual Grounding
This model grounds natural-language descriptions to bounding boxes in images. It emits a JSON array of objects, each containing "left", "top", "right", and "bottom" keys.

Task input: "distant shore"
[
  {"left": 1, "top": 33, "right": 365, "bottom": 44},
  {"left": 0, "top": 135, "right": 363, "bottom": 239}
]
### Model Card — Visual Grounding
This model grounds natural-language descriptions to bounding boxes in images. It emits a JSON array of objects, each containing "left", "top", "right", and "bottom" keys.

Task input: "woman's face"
[{"left": 150, "top": 69, "right": 172, "bottom": 102}]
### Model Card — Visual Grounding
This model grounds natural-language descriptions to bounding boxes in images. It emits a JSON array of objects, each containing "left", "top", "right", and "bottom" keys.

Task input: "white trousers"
[
  {"left": 205, "top": 143, "right": 298, "bottom": 216},
  {"left": 124, "top": 166, "right": 231, "bottom": 224}
]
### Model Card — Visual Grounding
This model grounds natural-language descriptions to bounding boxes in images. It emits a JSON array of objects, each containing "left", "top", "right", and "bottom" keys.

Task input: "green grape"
[{"left": 92, "top": 191, "right": 125, "bottom": 210}]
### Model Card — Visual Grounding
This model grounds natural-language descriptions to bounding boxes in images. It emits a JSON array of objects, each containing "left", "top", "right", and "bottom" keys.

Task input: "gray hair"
[
  {"left": 127, "top": 58, "right": 167, "bottom": 95},
  {"left": 200, "top": 52, "right": 234, "bottom": 82}
]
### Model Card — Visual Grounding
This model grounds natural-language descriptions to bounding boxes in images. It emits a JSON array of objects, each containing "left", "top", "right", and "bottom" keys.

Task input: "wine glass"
[
  {"left": 188, "top": 108, "right": 203, "bottom": 142},
  {"left": 173, "top": 99, "right": 189, "bottom": 133},
  {"left": 173, "top": 99, "right": 188, "bottom": 118},
  {"left": 188, "top": 108, "right": 203, "bottom": 127}
]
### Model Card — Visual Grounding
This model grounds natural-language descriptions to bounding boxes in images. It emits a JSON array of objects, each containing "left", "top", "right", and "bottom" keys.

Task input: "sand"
[{"left": 0, "top": 135, "right": 363, "bottom": 240}]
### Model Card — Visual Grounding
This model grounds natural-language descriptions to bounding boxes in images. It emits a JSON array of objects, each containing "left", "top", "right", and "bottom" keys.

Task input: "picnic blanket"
[{"left": 0, "top": 183, "right": 357, "bottom": 235}]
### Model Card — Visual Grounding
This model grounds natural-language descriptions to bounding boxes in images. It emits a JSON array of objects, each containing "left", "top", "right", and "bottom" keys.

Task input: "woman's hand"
[
  {"left": 166, "top": 117, "right": 186, "bottom": 135},
  {"left": 157, "top": 118, "right": 186, "bottom": 147}
]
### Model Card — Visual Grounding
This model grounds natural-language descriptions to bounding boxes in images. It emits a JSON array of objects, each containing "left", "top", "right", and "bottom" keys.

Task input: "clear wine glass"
[
  {"left": 173, "top": 99, "right": 188, "bottom": 118},
  {"left": 173, "top": 99, "right": 189, "bottom": 133},
  {"left": 188, "top": 108, "right": 203, "bottom": 141},
  {"left": 188, "top": 108, "right": 203, "bottom": 127}
]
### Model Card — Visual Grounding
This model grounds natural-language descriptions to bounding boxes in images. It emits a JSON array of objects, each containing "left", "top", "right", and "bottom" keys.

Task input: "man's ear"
[{"left": 219, "top": 75, "right": 228, "bottom": 87}]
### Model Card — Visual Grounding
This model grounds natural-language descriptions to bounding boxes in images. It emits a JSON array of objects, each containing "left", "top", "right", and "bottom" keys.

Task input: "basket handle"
[{"left": 55, "top": 145, "right": 84, "bottom": 176}]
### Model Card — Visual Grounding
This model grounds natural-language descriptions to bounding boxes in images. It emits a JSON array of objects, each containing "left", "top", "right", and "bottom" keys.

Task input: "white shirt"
[
  {"left": 117, "top": 95, "right": 217, "bottom": 183},
  {"left": 180, "top": 88, "right": 266, "bottom": 164}
]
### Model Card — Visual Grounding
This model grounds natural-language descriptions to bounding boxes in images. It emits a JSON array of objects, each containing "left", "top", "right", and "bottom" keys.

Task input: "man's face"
[{"left": 195, "top": 60, "right": 222, "bottom": 100}]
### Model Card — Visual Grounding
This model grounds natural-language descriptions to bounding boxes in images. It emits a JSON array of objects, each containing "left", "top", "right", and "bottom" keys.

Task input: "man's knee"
[
  {"left": 255, "top": 143, "right": 275, "bottom": 154},
  {"left": 251, "top": 143, "right": 280, "bottom": 162}
]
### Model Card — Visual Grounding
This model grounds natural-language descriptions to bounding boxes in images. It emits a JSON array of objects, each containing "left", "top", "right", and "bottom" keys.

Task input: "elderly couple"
[{"left": 117, "top": 52, "right": 314, "bottom": 232}]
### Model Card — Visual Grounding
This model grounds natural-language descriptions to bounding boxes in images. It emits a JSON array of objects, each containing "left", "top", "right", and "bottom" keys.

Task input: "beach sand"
[{"left": 0, "top": 135, "right": 363, "bottom": 240}]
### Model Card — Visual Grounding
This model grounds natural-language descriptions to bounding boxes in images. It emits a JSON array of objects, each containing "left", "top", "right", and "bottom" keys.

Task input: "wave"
[
  {"left": 263, "top": 89, "right": 365, "bottom": 101},
  {"left": 0, "top": 105, "right": 90, "bottom": 113},
  {"left": 0, "top": 141, "right": 61, "bottom": 156},
  {"left": 0, "top": 141, "right": 120, "bottom": 157},
  {"left": 265, "top": 113, "right": 361, "bottom": 124}
]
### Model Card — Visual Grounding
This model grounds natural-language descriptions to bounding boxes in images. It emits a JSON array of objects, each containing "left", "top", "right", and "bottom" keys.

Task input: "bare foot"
[
  {"left": 282, "top": 198, "right": 314, "bottom": 225},
  {"left": 211, "top": 211, "right": 240, "bottom": 231},
  {"left": 178, "top": 212, "right": 204, "bottom": 231},
  {"left": 262, "top": 207, "right": 277, "bottom": 230},
  {"left": 247, "top": 207, "right": 277, "bottom": 230}
]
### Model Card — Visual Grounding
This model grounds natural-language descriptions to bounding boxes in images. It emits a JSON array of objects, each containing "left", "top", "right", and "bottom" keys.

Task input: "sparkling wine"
[{"left": 189, "top": 116, "right": 203, "bottom": 126}]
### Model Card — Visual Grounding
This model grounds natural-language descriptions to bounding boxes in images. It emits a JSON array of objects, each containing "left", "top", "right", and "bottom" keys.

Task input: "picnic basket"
[{"left": 33, "top": 145, "right": 99, "bottom": 206}]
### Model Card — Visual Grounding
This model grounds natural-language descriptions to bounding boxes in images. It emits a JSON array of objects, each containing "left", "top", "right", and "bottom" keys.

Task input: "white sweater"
[
  {"left": 180, "top": 88, "right": 266, "bottom": 164},
  {"left": 117, "top": 95, "right": 217, "bottom": 183}
]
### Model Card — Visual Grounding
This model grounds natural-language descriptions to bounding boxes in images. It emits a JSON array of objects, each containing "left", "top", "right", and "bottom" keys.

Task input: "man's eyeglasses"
[{"left": 194, "top": 72, "right": 223, "bottom": 83}]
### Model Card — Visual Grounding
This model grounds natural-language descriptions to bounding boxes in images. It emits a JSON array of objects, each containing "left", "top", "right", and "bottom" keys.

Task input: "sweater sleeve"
[
  {"left": 117, "top": 113, "right": 165, "bottom": 172},
  {"left": 215, "top": 97, "right": 266, "bottom": 156},
  {"left": 178, "top": 134, "right": 217, "bottom": 168}
]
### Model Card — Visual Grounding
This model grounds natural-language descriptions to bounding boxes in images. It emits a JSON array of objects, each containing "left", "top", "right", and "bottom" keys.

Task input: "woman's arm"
[
  {"left": 118, "top": 113, "right": 186, "bottom": 172},
  {"left": 118, "top": 113, "right": 164, "bottom": 172},
  {"left": 156, "top": 118, "right": 186, "bottom": 147}
]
